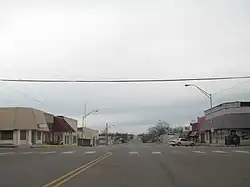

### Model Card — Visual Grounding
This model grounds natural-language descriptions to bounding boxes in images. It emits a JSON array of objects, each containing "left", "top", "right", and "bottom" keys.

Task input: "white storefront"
[{"left": 0, "top": 129, "right": 47, "bottom": 147}]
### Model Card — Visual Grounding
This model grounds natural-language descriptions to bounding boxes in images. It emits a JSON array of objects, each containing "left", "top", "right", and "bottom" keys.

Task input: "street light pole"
[
  {"left": 185, "top": 84, "right": 212, "bottom": 109},
  {"left": 81, "top": 101, "right": 99, "bottom": 145},
  {"left": 104, "top": 123, "right": 115, "bottom": 146},
  {"left": 82, "top": 101, "right": 87, "bottom": 141},
  {"left": 185, "top": 84, "right": 213, "bottom": 143},
  {"left": 209, "top": 93, "right": 212, "bottom": 109}
]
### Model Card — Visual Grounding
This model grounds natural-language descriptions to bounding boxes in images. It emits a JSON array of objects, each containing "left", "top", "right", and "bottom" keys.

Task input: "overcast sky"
[{"left": 0, "top": 0, "right": 250, "bottom": 133}]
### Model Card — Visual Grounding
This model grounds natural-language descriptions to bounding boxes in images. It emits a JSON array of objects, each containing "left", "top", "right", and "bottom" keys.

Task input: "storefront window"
[
  {"left": 20, "top": 130, "right": 26, "bottom": 140},
  {"left": 0, "top": 131, "right": 13, "bottom": 140},
  {"left": 37, "top": 131, "right": 41, "bottom": 140}
]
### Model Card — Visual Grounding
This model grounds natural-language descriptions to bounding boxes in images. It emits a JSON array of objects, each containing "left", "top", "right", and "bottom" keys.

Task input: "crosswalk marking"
[
  {"left": 152, "top": 152, "right": 161, "bottom": 154},
  {"left": 61, "top": 151, "right": 76, "bottom": 154},
  {"left": 20, "top": 152, "right": 34, "bottom": 154},
  {"left": 192, "top": 151, "right": 205, "bottom": 154},
  {"left": 40, "top": 151, "right": 56, "bottom": 154},
  {"left": 0, "top": 152, "right": 14, "bottom": 155},
  {"left": 234, "top": 150, "right": 250, "bottom": 154},
  {"left": 85, "top": 151, "right": 96, "bottom": 154},
  {"left": 212, "top": 150, "right": 228, "bottom": 154}
]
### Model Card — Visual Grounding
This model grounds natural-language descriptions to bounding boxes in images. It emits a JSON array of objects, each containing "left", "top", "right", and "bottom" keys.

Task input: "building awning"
[
  {"left": 52, "top": 117, "right": 75, "bottom": 133},
  {"left": 189, "top": 131, "right": 198, "bottom": 137}
]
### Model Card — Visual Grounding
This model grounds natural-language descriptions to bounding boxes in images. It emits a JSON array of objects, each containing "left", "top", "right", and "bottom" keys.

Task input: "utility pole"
[
  {"left": 105, "top": 122, "right": 109, "bottom": 146},
  {"left": 81, "top": 101, "right": 87, "bottom": 145},
  {"left": 84, "top": 100, "right": 87, "bottom": 128}
]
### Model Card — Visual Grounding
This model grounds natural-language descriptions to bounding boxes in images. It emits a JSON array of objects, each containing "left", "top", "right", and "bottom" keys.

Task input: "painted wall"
[{"left": 61, "top": 116, "right": 77, "bottom": 144}]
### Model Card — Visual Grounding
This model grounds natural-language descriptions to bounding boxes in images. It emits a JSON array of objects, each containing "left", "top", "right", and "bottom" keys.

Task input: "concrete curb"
[
  {"left": 31, "top": 144, "right": 78, "bottom": 148},
  {"left": 196, "top": 143, "right": 250, "bottom": 147}
]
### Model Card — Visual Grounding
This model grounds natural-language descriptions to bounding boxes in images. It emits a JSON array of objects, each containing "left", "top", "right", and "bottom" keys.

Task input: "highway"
[{"left": 1, "top": 142, "right": 250, "bottom": 187}]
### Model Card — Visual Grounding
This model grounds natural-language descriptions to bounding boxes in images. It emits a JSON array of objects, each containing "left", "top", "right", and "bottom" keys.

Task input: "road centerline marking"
[{"left": 42, "top": 152, "right": 112, "bottom": 187}]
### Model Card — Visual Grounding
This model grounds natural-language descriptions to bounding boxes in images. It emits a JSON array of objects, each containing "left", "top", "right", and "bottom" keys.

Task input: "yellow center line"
[{"left": 42, "top": 152, "right": 112, "bottom": 187}]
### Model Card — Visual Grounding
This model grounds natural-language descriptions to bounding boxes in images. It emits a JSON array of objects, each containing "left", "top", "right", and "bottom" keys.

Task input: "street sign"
[{"left": 38, "top": 123, "right": 47, "bottom": 129}]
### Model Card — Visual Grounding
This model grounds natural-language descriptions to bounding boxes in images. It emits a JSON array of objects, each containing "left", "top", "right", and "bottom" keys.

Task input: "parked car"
[{"left": 169, "top": 138, "right": 195, "bottom": 146}]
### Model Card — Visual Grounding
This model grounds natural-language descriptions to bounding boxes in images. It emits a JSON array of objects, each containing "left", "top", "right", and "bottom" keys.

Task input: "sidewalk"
[
  {"left": 196, "top": 140, "right": 250, "bottom": 147},
  {"left": 31, "top": 144, "right": 78, "bottom": 148}
]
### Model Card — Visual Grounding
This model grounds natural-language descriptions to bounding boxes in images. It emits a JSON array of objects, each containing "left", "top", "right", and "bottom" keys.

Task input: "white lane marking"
[
  {"left": 152, "top": 152, "right": 161, "bottom": 154},
  {"left": 20, "top": 152, "right": 34, "bottom": 154},
  {"left": 85, "top": 151, "right": 96, "bottom": 154},
  {"left": 234, "top": 150, "right": 250, "bottom": 154},
  {"left": 212, "top": 150, "right": 228, "bottom": 154},
  {"left": 192, "top": 151, "right": 205, "bottom": 154},
  {"left": 0, "top": 152, "right": 15, "bottom": 155},
  {"left": 61, "top": 151, "right": 76, "bottom": 154},
  {"left": 40, "top": 151, "right": 56, "bottom": 154},
  {"left": 129, "top": 151, "right": 139, "bottom": 155}
]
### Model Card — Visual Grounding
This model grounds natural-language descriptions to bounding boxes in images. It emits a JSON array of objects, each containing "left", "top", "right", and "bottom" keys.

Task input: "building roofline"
[{"left": 204, "top": 101, "right": 243, "bottom": 113}]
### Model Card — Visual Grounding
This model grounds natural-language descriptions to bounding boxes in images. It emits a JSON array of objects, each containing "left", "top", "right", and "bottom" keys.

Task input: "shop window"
[
  {"left": 37, "top": 131, "right": 41, "bottom": 140},
  {"left": 0, "top": 131, "right": 13, "bottom": 140},
  {"left": 240, "top": 102, "right": 250, "bottom": 107},
  {"left": 20, "top": 130, "right": 26, "bottom": 140}
]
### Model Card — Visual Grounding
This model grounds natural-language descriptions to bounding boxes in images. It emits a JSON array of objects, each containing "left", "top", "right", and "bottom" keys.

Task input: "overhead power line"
[{"left": 1, "top": 75, "right": 250, "bottom": 83}]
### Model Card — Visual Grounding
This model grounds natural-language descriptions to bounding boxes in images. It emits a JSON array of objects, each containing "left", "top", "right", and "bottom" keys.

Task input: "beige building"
[
  {"left": 0, "top": 107, "right": 49, "bottom": 147},
  {"left": 77, "top": 127, "right": 99, "bottom": 146}
]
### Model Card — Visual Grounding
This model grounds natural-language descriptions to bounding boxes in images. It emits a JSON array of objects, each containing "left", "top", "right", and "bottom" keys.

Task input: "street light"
[
  {"left": 105, "top": 123, "right": 115, "bottom": 145},
  {"left": 82, "top": 109, "right": 99, "bottom": 127},
  {"left": 185, "top": 84, "right": 213, "bottom": 144},
  {"left": 81, "top": 109, "right": 99, "bottom": 141},
  {"left": 185, "top": 84, "right": 212, "bottom": 108}
]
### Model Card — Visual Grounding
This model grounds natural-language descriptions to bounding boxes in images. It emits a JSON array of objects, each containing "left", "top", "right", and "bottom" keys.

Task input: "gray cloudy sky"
[{"left": 0, "top": 0, "right": 250, "bottom": 133}]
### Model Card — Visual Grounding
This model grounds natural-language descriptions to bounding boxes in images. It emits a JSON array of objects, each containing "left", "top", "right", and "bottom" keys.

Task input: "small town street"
[{"left": 1, "top": 142, "right": 250, "bottom": 187}]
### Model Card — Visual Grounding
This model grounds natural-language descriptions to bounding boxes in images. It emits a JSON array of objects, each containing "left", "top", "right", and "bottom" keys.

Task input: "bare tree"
[
  {"left": 155, "top": 120, "right": 170, "bottom": 136},
  {"left": 148, "top": 120, "right": 170, "bottom": 139}
]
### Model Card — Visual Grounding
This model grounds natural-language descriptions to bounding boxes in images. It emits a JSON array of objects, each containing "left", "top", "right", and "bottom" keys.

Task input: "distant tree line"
[
  {"left": 99, "top": 132, "right": 134, "bottom": 142},
  {"left": 138, "top": 120, "right": 183, "bottom": 143}
]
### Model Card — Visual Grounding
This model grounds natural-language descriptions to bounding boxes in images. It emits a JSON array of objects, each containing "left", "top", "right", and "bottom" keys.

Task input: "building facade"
[
  {"left": 51, "top": 116, "right": 75, "bottom": 145},
  {"left": 0, "top": 107, "right": 79, "bottom": 147},
  {"left": 201, "top": 101, "right": 250, "bottom": 144},
  {"left": 77, "top": 127, "right": 99, "bottom": 146},
  {"left": 0, "top": 107, "right": 49, "bottom": 147},
  {"left": 58, "top": 116, "right": 78, "bottom": 145},
  {"left": 98, "top": 135, "right": 112, "bottom": 145}
]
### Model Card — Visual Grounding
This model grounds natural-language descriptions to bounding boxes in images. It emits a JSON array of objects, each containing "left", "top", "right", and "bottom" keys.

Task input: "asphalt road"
[
  {"left": 0, "top": 146, "right": 110, "bottom": 187},
  {"left": 1, "top": 143, "right": 250, "bottom": 187}
]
